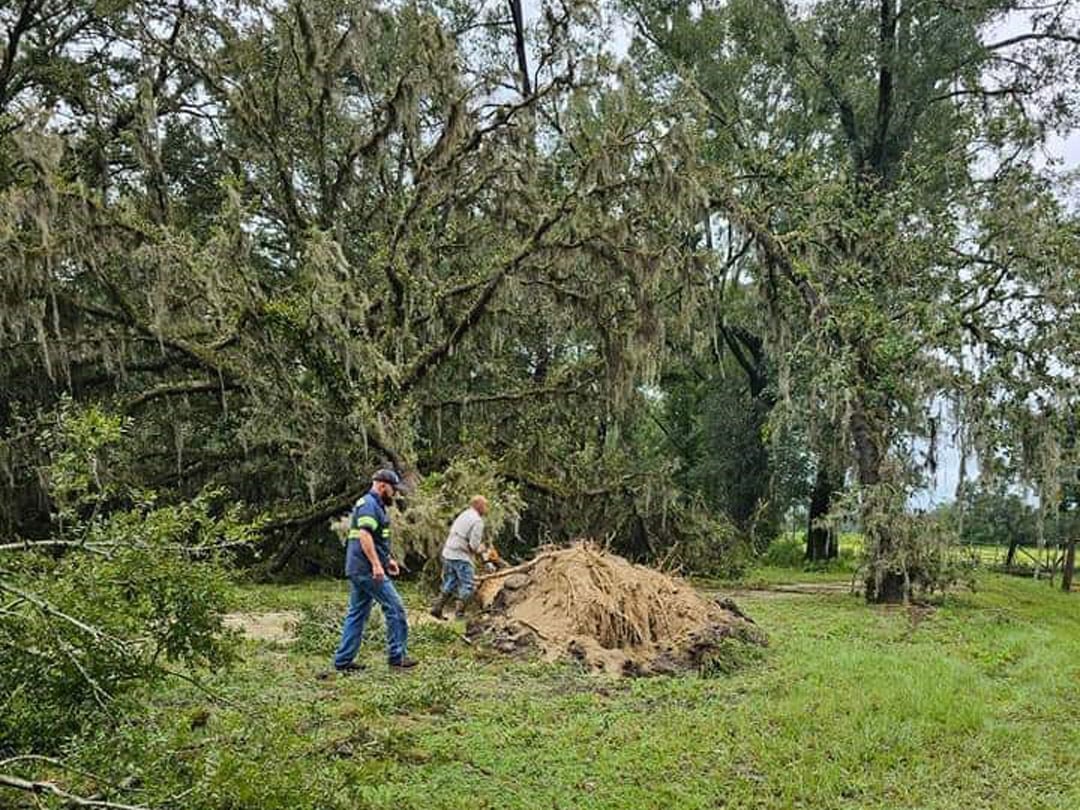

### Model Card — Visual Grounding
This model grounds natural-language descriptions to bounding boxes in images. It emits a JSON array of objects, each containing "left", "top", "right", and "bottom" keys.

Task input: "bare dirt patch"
[
  {"left": 467, "top": 542, "right": 766, "bottom": 676},
  {"left": 225, "top": 603, "right": 454, "bottom": 646},
  {"left": 224, "top": 610, "right": 300, "bottom": 642},
  {"left": 718, "top": 582, "right": 860, "bottom": 600}
]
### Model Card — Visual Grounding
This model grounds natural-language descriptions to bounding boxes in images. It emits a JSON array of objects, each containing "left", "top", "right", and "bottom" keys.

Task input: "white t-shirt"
[{"left": 441, "top": 507, "right": 485, "bottom": 563}]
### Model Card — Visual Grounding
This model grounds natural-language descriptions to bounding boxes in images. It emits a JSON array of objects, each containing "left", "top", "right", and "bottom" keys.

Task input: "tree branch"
[
  {"left": 125, "top": 379, "right": 239, "bottom": 411},
  {"left": 422, "top": 379, "right": 592, "bottom": 408},
  {"left": 508, "top": 0, "right": 532, "bottom": 98},
  {"left": 0, "top": 0, "right": 41, "bottom": 110},
  {"left": 0, "top": 539, "right": 111, "bottom": 553},
  {"left": 0, "top": 773, "right": 150, "bottom": 810},
  {"left": 0, "top": 581, "right": 123, "bottom": 647},
  {"left": 868, "top": 0, "right": 897, "bottom": 177},
  {"left": 986, "top": 31, "right": 1080, "bottom": 51},
  {"left": 769, "top": 0, "right": 861, "bottom": 162},
  {"left": 710, "top": 188, "right": 823, "bottom": 318},
  {"left": 398, "top": 200, "right": 570, "bottom": 393}
]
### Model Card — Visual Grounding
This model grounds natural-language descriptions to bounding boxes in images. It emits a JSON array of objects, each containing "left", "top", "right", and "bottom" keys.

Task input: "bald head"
[{"left": 470, "top": 495, "right": 489, "bottom": 516}]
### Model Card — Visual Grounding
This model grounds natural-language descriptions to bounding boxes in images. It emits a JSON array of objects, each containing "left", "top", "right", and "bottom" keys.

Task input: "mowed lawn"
[{"left": 61, "top": 572, "right": 1080, "bottom": 810}]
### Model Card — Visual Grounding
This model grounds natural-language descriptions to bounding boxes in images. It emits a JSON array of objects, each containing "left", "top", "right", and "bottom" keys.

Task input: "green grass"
[
  {"left": 755, "top": 532, "right": 1045, "bottom": 579},
  {"left": 732, "top": 532, "right": 862, "bottom": 587},
  {"left": 227, "top": 576, "right": 342, "bottom": 610},
  {"left": 33, "top": 571, "right": 1080, "bottom": 810}
]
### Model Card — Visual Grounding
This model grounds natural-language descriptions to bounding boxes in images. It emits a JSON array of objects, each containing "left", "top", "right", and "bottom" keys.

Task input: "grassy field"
[
  {"left": 43, "top": 567, "right": 1080, "bottom": 810},
  {"left": 761, "top": 532, "right": 1064, "bottom": 575}
]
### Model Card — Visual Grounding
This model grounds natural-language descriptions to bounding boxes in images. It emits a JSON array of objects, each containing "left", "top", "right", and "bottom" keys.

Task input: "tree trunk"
[
  {"left": 852, "top": 404, "right": 906, "bottom": 603},
  {"left": 1062, "top": 537, "right": 1076, "bottom": 593},
  {"left": 806, "top": 465, "right": 838, "bottom": 561},
  {"left": 1005, "top": 536, "right": 1020, "bottom": 570},
  {"left": 507, "top": 0, "right": 532, "bottom": 99}
]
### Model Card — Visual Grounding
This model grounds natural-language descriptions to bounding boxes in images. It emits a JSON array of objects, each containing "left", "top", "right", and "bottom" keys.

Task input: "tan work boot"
[{"left": 429, "top": 592, "right": 450, "bottom": 620}]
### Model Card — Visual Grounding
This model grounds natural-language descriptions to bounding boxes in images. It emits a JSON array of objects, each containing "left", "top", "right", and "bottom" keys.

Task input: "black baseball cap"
[{"left": 372, "top": 468, "right": 404, "bottom": 491}]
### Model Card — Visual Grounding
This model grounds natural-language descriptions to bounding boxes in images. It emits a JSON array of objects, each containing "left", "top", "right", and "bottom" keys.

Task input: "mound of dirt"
[{"left": 466, "top": 543, "right": 766, "bottom": 676}]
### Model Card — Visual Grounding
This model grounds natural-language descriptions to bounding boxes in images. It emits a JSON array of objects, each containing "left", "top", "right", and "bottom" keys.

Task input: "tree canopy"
[
  {"left": 1, "top": 0, "right": 1079, "bottom": 593},
  {"left": 627, "top": 0, "right": 1080, "bottom": 599}
]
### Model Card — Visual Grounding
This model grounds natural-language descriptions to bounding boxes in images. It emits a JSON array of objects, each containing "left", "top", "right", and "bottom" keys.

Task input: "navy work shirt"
[{"left": 345, "top": 489, "right": 392, "bottom": 577}]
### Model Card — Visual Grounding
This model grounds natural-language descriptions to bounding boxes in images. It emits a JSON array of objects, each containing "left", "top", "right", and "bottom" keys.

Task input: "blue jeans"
[
  {"left": 333, "top": 575, "right": 408, "bottom": 667},
  {"left": 441, "top": 558, "right": 476, "bottom": 601}
]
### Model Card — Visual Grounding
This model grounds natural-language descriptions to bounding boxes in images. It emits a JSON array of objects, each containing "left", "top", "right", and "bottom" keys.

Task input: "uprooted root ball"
[{"left": 466, "top": 542, "right": 766, "bottom": 676}]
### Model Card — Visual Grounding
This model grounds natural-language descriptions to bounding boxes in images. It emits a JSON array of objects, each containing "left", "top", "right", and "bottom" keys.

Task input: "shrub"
[
  {"left": 292, "top": 602, "right": 346, "bottom": 655},
  {"left": 758, "top": 532, "right": 860, "bottom": 572},
  {"left": 0, "top": 530, "right": 239, "bottom": 754},
  {"left": 0, "top": 403, "right": 248, "bottom": 755},
  {"left": 659, "top": 501, "right": 751, "bottom": 579}
]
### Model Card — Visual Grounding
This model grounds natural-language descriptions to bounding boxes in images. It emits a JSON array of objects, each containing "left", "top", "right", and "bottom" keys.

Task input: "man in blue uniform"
[{"left": 332, "top": 468, "right": 417, "bottom": 672}]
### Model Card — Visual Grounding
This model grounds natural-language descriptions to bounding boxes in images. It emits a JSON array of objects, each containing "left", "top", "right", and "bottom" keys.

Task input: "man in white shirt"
[{"left": 430, "top": 495, "right": 489, "bottom": 620}]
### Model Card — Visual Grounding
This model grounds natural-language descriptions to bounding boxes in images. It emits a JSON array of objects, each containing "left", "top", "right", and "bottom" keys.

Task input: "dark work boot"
[
  {"left": 452, "top": 599, "right": 466, "bottom": 620},
  {"left": 429, "top": 592, "right": 450, "bottom": 621}
]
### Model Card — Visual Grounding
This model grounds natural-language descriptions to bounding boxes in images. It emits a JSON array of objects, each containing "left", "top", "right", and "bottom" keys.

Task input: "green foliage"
[
  {"left": 661, "top": 352, "right": 813, "bottom": 549},
  {"left": 759, "top": 532, "right": 859, "bottom": 573},
  {"left": 394, "top": 456, "right": 525, "bottom": 561},
  {"left": 947, "top": 476, "right": 1080, "bottom": 568},
  {"left": 0, "top": 538, "right": 237, "bottom": 754},
  {"left": 369, "top": 659, "right": 466, "bottom": 716},
  {"left": 36, "top": 398, "right": 128, "bottom": 524},
  {"left": 659, "top": 499, "right": 751, "bottom": 578},
  {"left": 857, "top": 487, "right": 980, "bottom": 599},
  {"left": 697, "top": 634, "right": 767, "bottom": 677},
  {"left": 758, "top": 533, "right": 815, "bottom": 568},
  {"left": 0, "top": 0, "right": 712, "bottom": 575},
  {"left": 292, "top": 602, "right": 345, "bottom": 656},
  {"left": 953, "top": 486, "right": 1039, "bottom": 549},
  {"left": 2, "top": 3, "right": 1080, "bottom": 801},
  {"left": 1, "top": 401, "right": 247, "bottom": 755},
  {"left": 628, "top": 0, "right": 1080, "bottom": 600}
]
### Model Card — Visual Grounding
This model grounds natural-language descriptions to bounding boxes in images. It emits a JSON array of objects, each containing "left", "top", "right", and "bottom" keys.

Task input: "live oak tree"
[
  {"left": 628, "top": 0, "right": 1080, "bottom": 601},
  {"left": 0, "top": 0, "right": 711, "bottom": 566}
]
